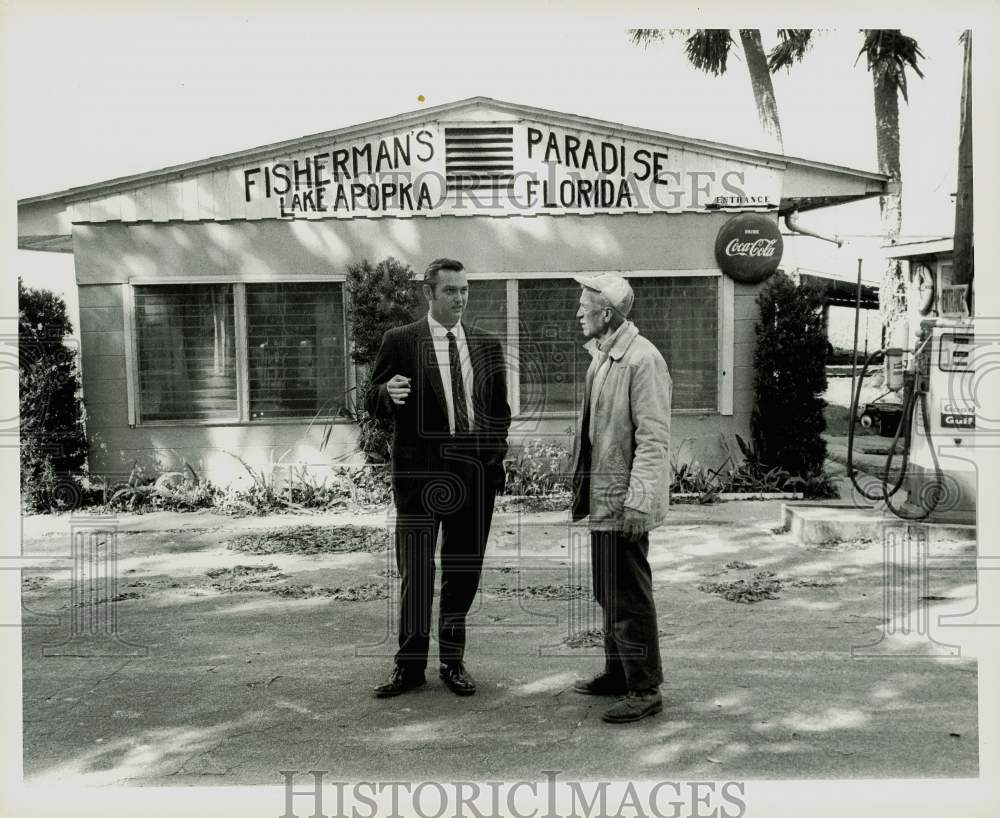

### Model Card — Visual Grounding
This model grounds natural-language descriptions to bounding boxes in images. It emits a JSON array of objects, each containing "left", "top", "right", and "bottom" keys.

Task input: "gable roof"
[
  {"left": 17, "top": 96, "right": 890, "bottom": 253},
  {"left": 19, "top": 96, "right": 886, "bottom": 206}
]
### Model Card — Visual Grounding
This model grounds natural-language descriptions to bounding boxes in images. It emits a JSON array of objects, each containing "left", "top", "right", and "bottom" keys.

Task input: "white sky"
[
  {"left": 3, "top": 0, "right": 984, "bottom": 302},
  {"left": 1, "top": 4, "right": 993, "bottom": 300},
  {"left": 3, "top": 15, "right": 966, "bottom": 212}
]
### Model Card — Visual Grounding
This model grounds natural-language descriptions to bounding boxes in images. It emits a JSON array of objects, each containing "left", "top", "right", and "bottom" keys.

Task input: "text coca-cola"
[{"left": 725, "top": 237, "right": 778, "bottom": 258}]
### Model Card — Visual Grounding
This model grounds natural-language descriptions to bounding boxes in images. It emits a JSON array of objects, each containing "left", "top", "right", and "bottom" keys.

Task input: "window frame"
[
  {"left": 123, "top": 269, "right": 734, "bottom": 427},
  {"left": 125, "top": 275, "right": 351, "bottom": 427},
  {"left": 499, "top": 269, "right": 732, "bottom": 419}
]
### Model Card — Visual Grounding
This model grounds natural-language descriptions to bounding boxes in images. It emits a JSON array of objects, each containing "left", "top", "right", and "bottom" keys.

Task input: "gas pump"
[
  {"left": 844, "top": 30, "right": 976, "bottom": 525},
  {"left": 899, "top": 317, "right": 977, "bottom": 522},
  {"left": 847, "top": 309, "right": 977, "bottom": 524}
]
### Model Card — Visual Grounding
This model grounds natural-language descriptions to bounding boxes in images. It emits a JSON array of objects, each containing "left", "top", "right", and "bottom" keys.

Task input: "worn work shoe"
[
  {"left": 573, "top": 671, "right": 628, "bottom": 697},
  {"left": 601, "top": 689, "right": 663, "bottom": 723},
  {"left": 439, "top": 662, "right": 477, "bottom": 696},
  {"left": 373, "top": 666, "right": 426, "bottom": 698}
]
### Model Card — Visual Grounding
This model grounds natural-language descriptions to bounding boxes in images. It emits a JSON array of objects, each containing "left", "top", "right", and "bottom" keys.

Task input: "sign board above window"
[{"left": 70, "top": 119, "right": 782, "bottom": 223}]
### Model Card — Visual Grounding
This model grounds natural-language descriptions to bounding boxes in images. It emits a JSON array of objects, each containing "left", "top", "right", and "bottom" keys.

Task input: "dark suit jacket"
[{"left": 366, "top": 318, "right": 511, "bottom": 510}]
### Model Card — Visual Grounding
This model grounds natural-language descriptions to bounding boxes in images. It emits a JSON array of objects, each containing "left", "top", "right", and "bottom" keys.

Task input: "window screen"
[
  {"left": 517, "top": 279, "right": 594, "bottom": 415},
  {"left": 630, "top": 277, "right": 718, "bottom": 411},
  {"left": 246, "top": 283, "right": 346, "bottom": 420},
  {"left": 517, "top": 276, "right": 718, "bottom": 413},
  {"left": 410, "top": 279, "right": 508, "bottom": 347},
  {"left": 135, "top": 284, "right": 237, "bottom": 421}
]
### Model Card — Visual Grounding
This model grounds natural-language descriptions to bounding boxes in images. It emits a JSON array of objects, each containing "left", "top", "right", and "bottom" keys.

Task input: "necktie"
[{"left": 446, "top": 330, "right": 470, "bottom": 435}]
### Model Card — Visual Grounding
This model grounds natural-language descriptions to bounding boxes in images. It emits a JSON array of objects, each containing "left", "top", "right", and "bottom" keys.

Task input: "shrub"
[
  {"left": 348, "top": 374, "right": 393, "bottom": 464},
  {"left": 503, "top": 438, "right": 572, "bottom": 496},
  {"left": 346, "top": 256, "right": 422, "bottom": 367},
  {"left": 19, "top": 279, "right": 88, "bottom": 512},
  {"left": 213, "top": 457, "right": 391, "bottom": 516},
  {"left": 106, "top": 464, "right": 219, "bottom": 512},
  {"left": 669, "top": 434, "right": 839, "bottom": 501},
  {"left": 752, "top": 272, "right": 828, "bottom": 479},
  {"left": 340, "top": 257, "right": 422, "bottom": 463}
]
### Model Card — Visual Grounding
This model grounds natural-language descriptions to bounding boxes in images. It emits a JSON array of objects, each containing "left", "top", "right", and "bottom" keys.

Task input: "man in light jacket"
[{"left": 569, "top": 273, "right": 671, "bottom": 723}]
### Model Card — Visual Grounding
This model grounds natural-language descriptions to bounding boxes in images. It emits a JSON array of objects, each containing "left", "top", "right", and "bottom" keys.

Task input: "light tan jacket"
[{"left": 571, "top": 321, "right": 672, "bottom": 531}]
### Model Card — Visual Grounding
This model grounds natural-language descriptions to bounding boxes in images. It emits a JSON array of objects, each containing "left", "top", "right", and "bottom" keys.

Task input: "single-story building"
[{"left": 17, "top": 97, "right": 889, "bottom": 486}]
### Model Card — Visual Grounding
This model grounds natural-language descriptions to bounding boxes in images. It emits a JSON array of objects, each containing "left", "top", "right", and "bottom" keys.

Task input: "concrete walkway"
[{"left": 19, "top": 500, "right": 978, "bottom": 784}]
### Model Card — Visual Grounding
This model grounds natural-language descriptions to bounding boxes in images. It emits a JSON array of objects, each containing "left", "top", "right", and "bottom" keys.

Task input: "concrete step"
[{"left": 782, "top": 502, "right": 976, "bottom": 546}]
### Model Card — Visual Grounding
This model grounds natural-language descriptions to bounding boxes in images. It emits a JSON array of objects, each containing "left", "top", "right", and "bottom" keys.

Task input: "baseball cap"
[{"left": 573, "top": 273, "right": 634, "bottom": 318}]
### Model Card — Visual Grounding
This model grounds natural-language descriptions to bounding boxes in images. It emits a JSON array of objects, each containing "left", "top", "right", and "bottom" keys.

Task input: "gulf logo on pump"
[{"left": 941, "top": 400, "right": 976, "bottom": 429}]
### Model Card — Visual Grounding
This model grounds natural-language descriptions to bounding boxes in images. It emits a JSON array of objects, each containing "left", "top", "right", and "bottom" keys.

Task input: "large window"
[
  {"left": 133, "top": 282, "right": 346, "bottom": 424},
  {"left": 131, "top": 274, "right": 718, "bottom": 424},
  {"left": 630, "top": 277, "right": 718, "bottom": 410},
  {"left": 247, "top": 283, "right": 346, "bottom": 420},
  {"left": 517, "top": 276, "right": 719, "bottom": 413},
  {"left": 135, "top": 284, "right": 238, "bottom": 421},
  {"left": 517, "top": 279, "right": 593, "bottom": 414}
]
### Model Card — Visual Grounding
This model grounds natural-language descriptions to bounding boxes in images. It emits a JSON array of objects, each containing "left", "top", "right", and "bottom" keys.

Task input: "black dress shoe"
[
  {"left": 439, "top": 662, "right": 477, "bottom": 696},
  {"left": 602, "top": 689, "right": 663, "bottom": 723},
  {"left": 373, "top": 666, "right": 426, "bottom": 698},
  {"left": 573, "top": 671, "right": 628, "bottom": 696}
]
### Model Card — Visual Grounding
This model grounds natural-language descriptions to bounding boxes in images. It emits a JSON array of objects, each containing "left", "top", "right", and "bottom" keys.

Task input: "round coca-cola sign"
[{"left": 714, "top": 213, "right": 783, "bottom": 284}]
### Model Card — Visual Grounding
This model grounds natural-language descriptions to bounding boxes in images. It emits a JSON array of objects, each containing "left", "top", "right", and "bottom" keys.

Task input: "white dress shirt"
[{"left": 427, "top": 313, "right": 476, "bottom": 435}]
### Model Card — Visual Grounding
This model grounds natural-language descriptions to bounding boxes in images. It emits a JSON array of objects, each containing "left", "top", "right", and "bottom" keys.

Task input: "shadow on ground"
[{"left": 20, "top": 502, "right": 978, "bottom": 784}]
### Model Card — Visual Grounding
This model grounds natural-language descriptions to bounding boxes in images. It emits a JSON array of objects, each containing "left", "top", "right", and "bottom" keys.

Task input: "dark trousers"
[
  {"left": 591, "top": 530, "right": 663, "bottom": 692},
  {"left": 394, "top": 459, "right": 496, "bottom": 670}
]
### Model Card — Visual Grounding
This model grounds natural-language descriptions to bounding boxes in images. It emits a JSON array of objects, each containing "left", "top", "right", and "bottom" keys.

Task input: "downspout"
[{"left": 784, "top": 210, "right": 844, "bottom": 247}]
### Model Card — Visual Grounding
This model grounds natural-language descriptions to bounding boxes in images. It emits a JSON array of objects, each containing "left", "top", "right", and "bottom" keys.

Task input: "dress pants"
[
  {"left": 394, "top": 457, "right": 496, "bottom": 670},
  {"left": 591, "top": 530, "right": 663, "bottom": 692}
]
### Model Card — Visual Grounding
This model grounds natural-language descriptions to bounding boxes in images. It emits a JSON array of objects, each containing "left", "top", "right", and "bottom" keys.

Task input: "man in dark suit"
[{"left": 367, "top": 258, "right": 510, "bottom": 698}]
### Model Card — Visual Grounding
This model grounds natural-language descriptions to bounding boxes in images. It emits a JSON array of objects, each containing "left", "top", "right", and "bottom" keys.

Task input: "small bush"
[
  {"left": 340, "top": 257, "right": 422, "bottom": 464},
  {"left": 669, "top": 434, "right": 839, "bottom": 500},
  {"left": 752, "top": 272, "right": 828, "bottom": 479},
  {"left": 215, "top": 457, "right": 391, "bottom": 516},
  {"left": 19, "top": 279, "right": 88, "bottom": 512},
  {"left": 502, "top": 438, "right": 572, "bottom": 496},
  {"left": 106, "top": 464, "right": 219, "bottom": 513},
  {"left": 345, "top": 374, "right": 393, "bottom": 464},
  {"left": 346, "top": 256, "right": 422, "bottom": 367}
]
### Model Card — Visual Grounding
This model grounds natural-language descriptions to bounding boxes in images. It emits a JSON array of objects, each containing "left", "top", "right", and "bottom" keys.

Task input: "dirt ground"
[{"left": 19, "top": 499, "right": 979, "bottom": 785}]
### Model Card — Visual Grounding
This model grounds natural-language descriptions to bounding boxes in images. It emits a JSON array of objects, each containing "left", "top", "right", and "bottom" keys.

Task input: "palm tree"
[
  {"left": 634, "top": 28, "right": 926, "bottom": 327},
  {"left": 630, "top": 29, "right": 786, "bottom": 152},
  {"left": 857, "top": 31, "right": 925, "bottom": 326},
  {"left": 771, "top": 29, "right": 925, "bottom": 327}
]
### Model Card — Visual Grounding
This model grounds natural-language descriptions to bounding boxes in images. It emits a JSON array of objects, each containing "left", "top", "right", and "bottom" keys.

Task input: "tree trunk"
[
  {"left": 873, "top": 69, "right": 905, "bottom": 328},
  {"left": 739, "top": 29, "right": 784, "bottom": 153},
  {"left": 953, "top": 31, "right": 973, "bottom": 288}
]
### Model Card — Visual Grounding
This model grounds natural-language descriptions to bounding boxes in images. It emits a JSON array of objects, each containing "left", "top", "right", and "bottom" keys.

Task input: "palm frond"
[
  {"left": 857, "top": 29, "right": 925, "bottom": 103},
  {"left": 628, "top": 28, "right": 692, "bottom": 47},
  {"left": 767, "top": 29, "right": 814, "bottom": 73},
  {"left": 684, "top": 29, "right": 735, "bottom": 76},
  {"left": 628, "top": 29, "right": 665, "bottom": 47}
]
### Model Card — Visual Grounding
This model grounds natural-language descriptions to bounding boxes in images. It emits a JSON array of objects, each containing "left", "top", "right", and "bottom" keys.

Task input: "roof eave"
[{"left": 17, "top": 96, "right": 889, "bottom": 208}]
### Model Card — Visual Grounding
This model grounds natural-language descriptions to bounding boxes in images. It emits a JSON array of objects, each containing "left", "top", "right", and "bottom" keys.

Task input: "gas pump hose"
[
  {"left": 847, "top": 349, "right": 908, "bottom": 502},
  {"left": 882, "top": 386, "right": 944, "bottom": 521}
]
